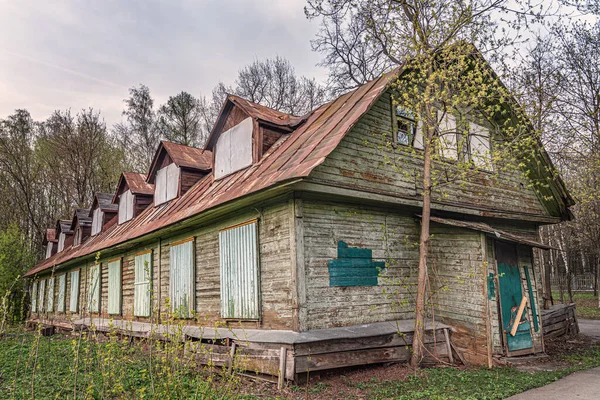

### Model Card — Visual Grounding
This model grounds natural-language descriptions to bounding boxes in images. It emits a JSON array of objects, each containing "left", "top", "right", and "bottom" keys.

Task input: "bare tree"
[
  {"left": 156, "top": 91, "right": 207, "bottom": 147},
  {"left": 114, "top": 85, "right": 159, "bottom": 171}
]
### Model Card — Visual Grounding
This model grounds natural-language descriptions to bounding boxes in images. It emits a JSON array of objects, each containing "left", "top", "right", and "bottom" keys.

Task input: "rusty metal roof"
[
  {"left": 228, "top": 95, "right": 308, "bottom": 129},
  {"left": 90, "top": 193, "right": 119, "bottom": 216},
  {"left": 429, "top": 216, "right": 553, "bottom": 250},
  {"left": 43, "top": 229, "right": 57, "bottom": 245},
  {"left": 146, "top": 141, "right": 212, "bottom": 185},
  {"left": 24, "top": 70, "right": 398, "bottom": 277}
]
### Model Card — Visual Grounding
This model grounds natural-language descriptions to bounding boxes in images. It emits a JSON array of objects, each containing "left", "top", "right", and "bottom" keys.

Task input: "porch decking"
[{"left": 28, "top": 318, "right": 454, "bottom": 381}]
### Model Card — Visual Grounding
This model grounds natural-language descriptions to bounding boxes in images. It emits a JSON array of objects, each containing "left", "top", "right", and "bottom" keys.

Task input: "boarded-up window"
[
  {"left": 469, "top": 122, "right": 492, "bottom": 170},
  {"left": 31, "top": 281, "right": 38, "bottom": 312},
  {"left": 107, "top": 259, "right": 122, "bottom": 315},
  {"left": 91, "top": 208, "right": 103, "bottom": 236},
  {"left": 214, "top": 117, "right": 253, "bottom": 180},
  {"left": 47, "top": 277, "right": 55, "bottom": 312},
  {"left": 169, "top": 239, "right": 194, "bottom": 318},
  {"left": 58, "top": 233, "right": 66, "bottom": 252},
  {"left": 88, "top": 265, "right": 101, "bottom": 313},
  {"left": 155, "top": 164, "right": 180, "bottom": 205},
  {"left": 45, "top": 242, "right": 53, "bottom": 259},
  {"left": 134, "top": 251, "right": 152, "bottom": 317},
  {"left": 219, "top": 221, "right": 259, "bottom": 319},
  {"left": 70, "top": 270, "right": 80, "bottom": 313},
  {"left": 38, "top": 279, "right": 46, "bottom": 312},
  {"left": 438, "top": 112, "right": 458, "bottom": 160},
  {"left": 57, "top": 274, "right": 66, "bottom": 312},
  {"left": 118, "top": 190, "right": 134, "bottom": 224},
  {"left": 74, "top": 228, "right": 82, "bottom": 246}
]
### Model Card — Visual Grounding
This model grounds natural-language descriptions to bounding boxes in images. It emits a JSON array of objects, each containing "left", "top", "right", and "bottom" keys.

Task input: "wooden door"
[{"left": 495, "top": 241, "right": 534, "bottom": 355}]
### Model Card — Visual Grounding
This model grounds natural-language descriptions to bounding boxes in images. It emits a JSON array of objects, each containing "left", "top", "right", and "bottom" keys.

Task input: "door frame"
[{"left": 494, "top": 240, "right": 535, "bottom": 357}]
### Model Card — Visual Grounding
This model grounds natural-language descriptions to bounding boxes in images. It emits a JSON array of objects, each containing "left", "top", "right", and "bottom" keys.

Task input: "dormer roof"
[
  {"left": 43, "top": 229, "right": 58, "bottom": 245},
  {"left": 204, "top": 95, "right": 308, "bottom": 151},
  {"left": 146, "top": 141, "right": 212, "bottom": 184},
  {"left": 70, "top": 208, "right": 92, "bottom": 231},
  {"left": 90, "top": 193, "right": 118, "bottom": 216},
  {"left": 56, "top": 219, "right": 73, "bottom": 236},
  {"left": 112, "top": 172, "right": 154, "bottom": 203}
]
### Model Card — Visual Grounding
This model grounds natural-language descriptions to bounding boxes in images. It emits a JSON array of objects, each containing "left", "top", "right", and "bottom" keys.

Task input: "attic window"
[
  {"left": 57, "top": 233, "right": 66, "bottom": 252},
  {"left": 155, "top": 163, "right": 180, "bottom": 205},
  {"left": 396, "top": 108, "right": 416, "bottom": 146},
  {"left": 91, "top": 208, "right": 103, "bottom": 236},
  {"left": 437, "top": 111, "right": 493, "bottom": 170},
  {"left": 45, "top": 242, "right": 53, "bottom": 259},
  {"left": 73, "top": 227, "right": 83, "bottom": 246},
  {"left": 118, "top": 190, "right": 135, "bottom": 224},
  {"left": 214, "top": 117, "right": 253, "bottom": 180}
]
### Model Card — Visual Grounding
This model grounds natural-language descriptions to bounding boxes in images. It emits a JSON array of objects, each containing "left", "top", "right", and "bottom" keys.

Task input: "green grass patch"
[
  {"left": 557, "top": 292, "right": 600, "bottom": 320},
  {"left": 348, "top": 347, "right": 600, "bottom": 400}
]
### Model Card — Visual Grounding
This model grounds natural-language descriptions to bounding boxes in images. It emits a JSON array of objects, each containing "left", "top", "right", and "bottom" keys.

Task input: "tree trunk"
[{"left": 410, "top": 107, "right": 433, "bottom": 367}]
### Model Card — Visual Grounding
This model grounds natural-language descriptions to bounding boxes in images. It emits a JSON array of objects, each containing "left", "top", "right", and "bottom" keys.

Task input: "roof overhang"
[{"left": 428, "top": 216, "right": 553, "bottom": 250}]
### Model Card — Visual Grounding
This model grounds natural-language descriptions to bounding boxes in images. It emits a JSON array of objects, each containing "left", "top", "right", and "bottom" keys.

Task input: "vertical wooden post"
[
  {"left": 228, "top": 342, "right": 237, "bottom": 374},
  {"left": 278, "top": 346, "right": 287, "bottom": 389},
  {"left": 443, "top": 328, "right": 453, "bottom": 364}
]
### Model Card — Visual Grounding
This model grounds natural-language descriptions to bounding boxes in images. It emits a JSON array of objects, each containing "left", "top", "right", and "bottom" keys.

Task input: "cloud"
[{"left": 0, "top": 0, "right": 328, "bottom": 126}]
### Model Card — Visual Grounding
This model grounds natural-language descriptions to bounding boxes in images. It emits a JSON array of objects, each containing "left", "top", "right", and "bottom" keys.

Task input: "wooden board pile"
[{"left": 541, "top": 304, "right": 579, "bottom": 339}]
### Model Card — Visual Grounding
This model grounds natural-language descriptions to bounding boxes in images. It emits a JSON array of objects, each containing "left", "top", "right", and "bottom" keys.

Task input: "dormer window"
[
  {"left": 91, "top": 208, "right": 103, "bottom": 236},
  {"left": 73, "top": 227, "right": 83, "bottom": 246},
  {"left": 58, "top": 233, "right": 66, "bottom": 252},
  {"left": 45, "top": 242, "right": 54, "bottom": 259},
  {"left": 118, "top": 190, "right": 135, "bottom": 224},
  {"left": 154, "top": 163, "right": 180, "bottom": 205},
  {"left": 214, "top": 117, "right": 253, "bottom": 180}
]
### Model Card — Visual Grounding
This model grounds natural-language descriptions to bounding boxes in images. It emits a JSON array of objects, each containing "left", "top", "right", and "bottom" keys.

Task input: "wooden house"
[{"left": 25, "top": 67, "right": 573, "bottom": 379}]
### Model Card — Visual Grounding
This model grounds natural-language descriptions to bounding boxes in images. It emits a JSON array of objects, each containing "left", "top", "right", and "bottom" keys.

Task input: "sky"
[{"left": 0, "top": 0, "right": 328, "bottom": 126}]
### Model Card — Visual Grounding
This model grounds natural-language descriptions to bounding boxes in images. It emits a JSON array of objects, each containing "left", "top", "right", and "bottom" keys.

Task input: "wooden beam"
[
  {"left": 278, "top": 347, "right": 287, "bottom": 389},
  {"left": 510, "top": 296, "right": 528, "bottom": 337}
]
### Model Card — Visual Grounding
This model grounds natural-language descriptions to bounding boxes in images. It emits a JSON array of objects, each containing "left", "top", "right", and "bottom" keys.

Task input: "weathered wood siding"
[
  {"left": 430, "top": 226, "right": 487, "bottom": 365},
  {"left": 310, "top": 91, "right": 548, "bottom": 217},
  {"left": 301, "top": 199, "right": 419, "bottom": 331}
]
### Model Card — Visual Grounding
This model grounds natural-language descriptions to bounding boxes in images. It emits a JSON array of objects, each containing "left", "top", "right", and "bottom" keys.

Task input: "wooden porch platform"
[{"left": 28, "top": 318, "right": 454, "bottom": 382}]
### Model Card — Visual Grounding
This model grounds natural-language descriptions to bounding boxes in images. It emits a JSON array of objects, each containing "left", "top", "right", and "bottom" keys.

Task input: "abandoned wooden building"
[{"left": 25, "top": 65, "right": 573, "bottom": 380}]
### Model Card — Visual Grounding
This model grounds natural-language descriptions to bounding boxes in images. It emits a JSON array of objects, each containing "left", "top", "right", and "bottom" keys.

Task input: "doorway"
[{"left": 495, "top": 241, "right": 534, "bottom": 355}]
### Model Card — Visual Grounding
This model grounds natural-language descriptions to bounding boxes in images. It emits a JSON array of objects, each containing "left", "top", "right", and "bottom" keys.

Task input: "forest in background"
[{"left": 1, "top": 1, "right": 599, "bottom": 318}]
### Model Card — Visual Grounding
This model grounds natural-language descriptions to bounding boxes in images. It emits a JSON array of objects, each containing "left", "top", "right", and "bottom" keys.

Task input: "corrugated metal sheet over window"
[
  {"left": 31, "top": 281, "right": 38, "bottom": 312},
  {"left": 169, "top": 239, "right": 194, "bottom": 318},
  {"left": 88, "top": 265, "right": 101, "bottom": 313},
  {"left": 70, "top": 270, "right": 80, "bottom": 313},
  {"left": 134, "top": 251, "right": 152, "bottom": 317},
  {"left": 57, "top": 274, "right": 66, "bottom": 312},
  {"left": 219, "top": 221, "right": 259, "bottom": 319},
  {"left": 46, "top": 277, "right": 55, "bottom": 312},
  {"left": 107, "top": 259, "right": 122, "bottom": 315},
  {"left": 38, "top": 279, "right": 45, "bottom": 313}
]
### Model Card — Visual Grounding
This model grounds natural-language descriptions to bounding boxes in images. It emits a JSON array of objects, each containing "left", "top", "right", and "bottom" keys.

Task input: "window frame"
[
  {"left": 169, "top": 237, "right": 195, "bottom": 318},
  {"left": 91, "top": 207, "right": 103, "bottom": 236},
  {"left": 31, "top": 281, "right": 38, "bottom": 312},
  {"left": 69, "top": 269, "right": 80, "bottom": 313},
  {"left": 134, "top": 250, "right": 153, "bottom": 317},
  {"left": 107, "top": 258, "right": 122, "bottom": 315},
  {"left": 219, "top": 220, "right": 260, "bottom": 320},
  {"left": 46, "top": 277, "right": 55, "bottom": 312},
  {"left": 58, "top": 233, "right": 66, "bottom": 252},
  {"left": 88, "top": 264, "right": 101, "bottom": 313},
  {"left": 118, "top": 189, "right": 135, "bottom": 224},
  {"left": 57, "top": 274, "right": 66, "bottom": 312},
  {"left": 154, "top": 163, "right": 180, "bottom": 206}
]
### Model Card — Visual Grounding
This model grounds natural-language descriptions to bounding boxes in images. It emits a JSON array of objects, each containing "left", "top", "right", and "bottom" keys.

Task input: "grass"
[
  {"left": 1, "top": 328, "right": 600, "bottom": 400},
  {"left": 0, "top": 328, "right": 254, "bottom": 400},
  {"left": 570, "top": 293, "right": 600, "bottom": 320}
]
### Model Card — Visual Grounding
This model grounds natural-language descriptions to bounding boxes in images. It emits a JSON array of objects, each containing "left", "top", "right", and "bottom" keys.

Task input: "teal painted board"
[
  {"left": 328, "top": 241, "right": 385, "bottom": 287},
  {"left": 134, "top": 252, "right": 152, "bottom": 317},
  {"left": 498, "top": 262, "right": 533, "bottom": 352},
  {"left": 523, "top": 266, "right": 539, "bottom": 332},
  {"left": 487, "top": 273, "right": 495, "bottom": 300}
]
